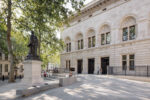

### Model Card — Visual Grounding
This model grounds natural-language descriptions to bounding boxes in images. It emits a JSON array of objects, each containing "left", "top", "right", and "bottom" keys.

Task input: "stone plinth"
[
  {"left": 59, "top": 76, "right": 77, "bottom": 87},
  {"left": 21, "top": 60, "right": 43, "bottom": 85}
]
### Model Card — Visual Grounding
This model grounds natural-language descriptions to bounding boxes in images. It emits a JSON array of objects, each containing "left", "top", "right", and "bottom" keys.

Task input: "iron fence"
[{"left": 108, "top": 66, "right": 150, "bottom": 77}]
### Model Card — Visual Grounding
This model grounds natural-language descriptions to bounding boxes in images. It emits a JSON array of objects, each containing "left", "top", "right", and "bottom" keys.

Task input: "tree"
[
  {"left": 0, "top": 0, "right": 85, "bottom": 82},
  {"left": 15, "top": 0, "right": 85, "bottom": 67}
]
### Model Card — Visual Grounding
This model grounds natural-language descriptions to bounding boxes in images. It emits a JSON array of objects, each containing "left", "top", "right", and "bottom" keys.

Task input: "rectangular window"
[
  {"left": 122, "top": 55, "right": 127, "bottom": 70},
  {"left": 66, "top": 43, "right": 68, "bottom": 52},
  {"left": 92, "top": 36, "right": 95, "bottom": 47},
  {"left": 81, "top": 39, "right": 83, "bottom": 49},
  {"left": 5, "top": 64, "right": 8, "bottom": 72},
  {"left": 129, "top": 25, "right": 136, "bottom": 40},
  {"left": 78, "top": 40, "right": 80, "bottom": 50},
  {"left": 66, "top": 61, "right": 68, "bottom": 69},
  {"left": 101, "top": 34, "right": 105, "bottom": 45},
  {"left": 129, "top": 54, "right": 135, "bottom": 70},
  {"left": 123, "top": 27, "right": 128, "bottom": 41},
  {"left": 0, "top": 53, "right": 2, "bottom": 60},
  {"left": 66, "top": 60, "right": 71, "bottom": 70},
  {"left": 5, "top": 54, "right": 8, "bottom": 61},
  {"left": 106, "top": 32, "right": 110, "bottom": 44},
  {"left": 69, "top": 60, "right": 70, "bottom": 70},
  {"left": 0, "top": 64, "right": 2, "bottom": 73},
  {"left": 69, "top": 43, "right": 71, "bottom": 52},
  {"left": 88, "top": 37, "right": 91, "bottom": 48}
]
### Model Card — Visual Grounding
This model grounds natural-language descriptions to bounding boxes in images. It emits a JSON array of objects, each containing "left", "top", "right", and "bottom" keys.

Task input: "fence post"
[
  {"left": 147, "top": 65, "right": 149, "bottom": 77},
  {"left": 125, "top": 66, "right": 126, "bottom": 76}
]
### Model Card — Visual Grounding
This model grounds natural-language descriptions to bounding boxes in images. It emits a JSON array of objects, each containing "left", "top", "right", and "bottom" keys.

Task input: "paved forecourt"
[{"left": 23, "top": 75, "right": 150, "bottom": 100}]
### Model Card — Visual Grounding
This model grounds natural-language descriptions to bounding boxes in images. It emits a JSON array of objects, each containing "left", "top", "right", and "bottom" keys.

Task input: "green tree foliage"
[
  {"left": 15, "top": 0, "right": 85, "bottom": 68},
  {"left": 0, "top": 0, "right": 85, "bottom": 82}
]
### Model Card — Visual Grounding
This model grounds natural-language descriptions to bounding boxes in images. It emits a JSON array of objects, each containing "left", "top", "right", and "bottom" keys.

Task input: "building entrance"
[
  {"left": 101, "top": 57, "right": 109, "bottom": 74},
  {"left": 77, "top": 60, "right": 83, "bottom": 74},
  {"left": 88, "top": 58, "right": 95, "bottom": 74}
]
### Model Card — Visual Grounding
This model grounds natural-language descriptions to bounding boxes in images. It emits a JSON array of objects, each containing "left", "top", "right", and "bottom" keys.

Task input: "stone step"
[{"left": 16, "top": 83, "right": 59, "bottom": 97}]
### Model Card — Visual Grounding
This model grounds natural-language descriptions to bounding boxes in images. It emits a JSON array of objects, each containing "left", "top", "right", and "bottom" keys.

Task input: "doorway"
[
  {"left": 101, "top": 57, "right": 109, "bottom": 74},
  {"left": 77, "top": 60, "right": 83, "bottom": 74},
  {"left": 88, "top": 58, "right": 95, "bottom": 74}
]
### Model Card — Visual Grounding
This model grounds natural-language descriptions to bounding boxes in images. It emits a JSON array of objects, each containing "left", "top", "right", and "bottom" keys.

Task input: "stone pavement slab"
[
  {"left": 0, "top": 79, "right": 59, "bottom": 100},
  {"left": 22, "top": 75, "right": 150, "bottom": 100}
]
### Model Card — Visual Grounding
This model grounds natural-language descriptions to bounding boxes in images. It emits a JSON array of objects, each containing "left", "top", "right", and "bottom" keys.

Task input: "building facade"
[
  {"left": 60, "top": 0, "right": 150, "bottom": 75},
  {"left": 0, "top": 52, "right": 23, "bottom": 78}
]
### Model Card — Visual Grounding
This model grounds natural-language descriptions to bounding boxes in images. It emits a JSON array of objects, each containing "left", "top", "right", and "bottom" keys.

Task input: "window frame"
[
  {"left": 77, "top": 39, "right": 84, "bottom": 50},
  {"left": 0, "top": 53, "right": 2, "bottom": 60},
  {"left": 122, "top": 55, "right": 127, "bottom": 70},
  {"left": 122, "top": 54, "right": 135, "bottom": 71},
  {"left": 66, "top": 42, "right": 71, "bottom": 52},
  {"left": 0, "top": 64, "right": 2, "bottom": 73},
  {"left": 5, "top": 64, "right": 8, "bottom": 72},
  {"left": 122, "top": 25, "right": 136, "bottom": 41},
  {"left": 101, "top": 32, "right": 111, "bottom": 45},
  {"left": 129, "top": 54, "right": 135, "bottom": 70}
]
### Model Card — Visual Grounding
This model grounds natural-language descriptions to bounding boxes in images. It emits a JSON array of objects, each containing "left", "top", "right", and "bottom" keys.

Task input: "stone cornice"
[{"left": 71, "top": 0, "right": 120, "bottom": 22}]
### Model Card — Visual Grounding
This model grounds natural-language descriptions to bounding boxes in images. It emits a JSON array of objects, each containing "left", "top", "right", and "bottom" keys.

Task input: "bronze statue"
[{"left": 26, "top": 31, "right": 40, "bottom": 60}]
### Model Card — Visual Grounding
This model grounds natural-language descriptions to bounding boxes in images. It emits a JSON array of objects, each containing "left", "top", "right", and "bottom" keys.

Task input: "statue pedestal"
[{"left": 21, "top": 60, "right": 43, "bottom": 85}]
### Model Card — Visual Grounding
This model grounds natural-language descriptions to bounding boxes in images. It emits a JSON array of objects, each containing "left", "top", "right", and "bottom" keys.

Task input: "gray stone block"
[{"left": 59, "top": 76, "right": 77, "bottom": 87}]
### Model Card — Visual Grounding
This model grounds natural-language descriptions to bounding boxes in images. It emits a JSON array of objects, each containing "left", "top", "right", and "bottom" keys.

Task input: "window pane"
[
  {"left": 78, "top": 40, "right": 80, "bottom": 50},
  {"left": 122, "top": 55, "right": 127, "bottom": 60},
  {"left": 5, "top": 64, "right": 8, "bottom": 72},
  {"left": 122, "top": 61, "right": 127, "bottom": 70},
  {"left": 92, "top": 36, "right": 95, "bottom": 47},
  {"left": 88, "top": 37, "right": 91, "bottom": 48},
  {"left": 129, "top": 54, "right": 134, "bottom": 59},
  {"left": 81, "top": 39, "right": 83, "bottom": 49},
  {"left": 129, "top": 54, "right": 135, "bottom": 70},
  {"left": 0, "top": 64, "right": 2, "bottom": 73},
  {"left": 66, "top": 44, "right": 68, "bottom": 52},
  {"left": 69, "top": 60, "right": 71, "bottom": 70},
  {"left": 106, "top": 32, "right": 110, "bottom": 44},
  {"left": 69, "top": 43, "right": 71, "bottom": 52},
  {"left": 66, "top": 61, "right": 68, "bottom": 69},
  {"left": 129, "top": 26, "right": 136, "bottom": 40},
  {"left": 5, "top": 54, "right": 8, "bottom": 60},
  {"left": 122, "top": 27, "right": 128, "bottom": 41},
  {"left": 0, "top": 53, "right": 2, "bottom": 60},
  {"left": 101, "top": 34, "right": 105, "bottom": 45},
  {"left": 129, "top": 60, "right": 134, "bottom": 70}
]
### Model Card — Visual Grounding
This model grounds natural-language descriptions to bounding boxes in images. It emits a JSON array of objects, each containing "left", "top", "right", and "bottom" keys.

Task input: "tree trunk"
[
  {"left": 38, "top": 30, "right": 41, "bottom": 57},
  {"left": 7, "top": 0, "right": 15, "bottom": 83}
]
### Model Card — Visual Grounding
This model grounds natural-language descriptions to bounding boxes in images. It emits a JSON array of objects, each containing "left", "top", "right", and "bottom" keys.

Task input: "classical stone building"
[
  {"left": 0, "top": 52, "right": 23, "bottom": 78},
  {"left": 60, "top": 0, "right": 150, "bottom": 75}
]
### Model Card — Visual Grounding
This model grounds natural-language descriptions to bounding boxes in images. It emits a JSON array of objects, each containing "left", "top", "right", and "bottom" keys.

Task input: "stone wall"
[{"left": 60, "top": 0, "right": 150, "bottom": 74}]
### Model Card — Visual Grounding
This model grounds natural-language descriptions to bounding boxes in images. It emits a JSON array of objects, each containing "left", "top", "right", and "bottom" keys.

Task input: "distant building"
[
  {"left": 60, "top": 0, "right": 150, "bottom": 76},
  {"left": 47, "top": 63, "right": 60, "bottom": 71},
  {"left": 0, "top": 52, "right": 23, "bottom": 78}
]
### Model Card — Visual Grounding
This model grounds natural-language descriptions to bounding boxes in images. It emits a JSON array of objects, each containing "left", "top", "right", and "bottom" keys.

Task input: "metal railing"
[
  {"left": 42, "top": 68, "right": 74, "bottom": 79},
  {"left": 108, "top": 66, "right": 150, "bottom": 77}
]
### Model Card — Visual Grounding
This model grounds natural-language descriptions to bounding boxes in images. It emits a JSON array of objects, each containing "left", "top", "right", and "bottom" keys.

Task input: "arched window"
[
  {"left": 76, "top": 33, "right": 83, "bottom": 50},
  {"left": 121, "top": 16, "right": 136, "bottom": 41},
  {"left": 100, "top": 25, "right": 111, "bottom": 45},
  {"left": 65, "top": 37, "right": 71, "bottom": 52},
  {"left": 87, "top": 29, "right": 95, "bottom": 48}
]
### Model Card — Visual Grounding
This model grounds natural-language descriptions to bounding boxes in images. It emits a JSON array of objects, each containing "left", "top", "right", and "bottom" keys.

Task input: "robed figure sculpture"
[{"left": 26, "top": 31, "right": 40, "bottom": 60}]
